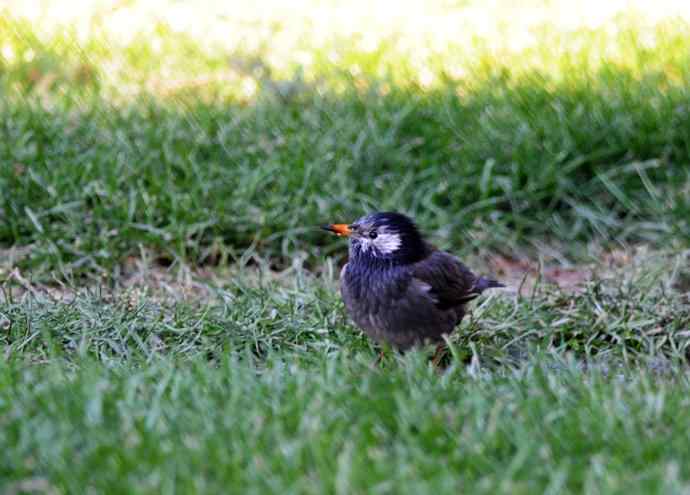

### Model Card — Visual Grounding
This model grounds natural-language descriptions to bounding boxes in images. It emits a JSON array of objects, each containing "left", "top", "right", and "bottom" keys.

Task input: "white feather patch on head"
[
  {"left": 372, "top": 231, "right": 402, "bottom": 254},
  {"left": 357, "top": 226, "right": 402, "bottom": 256}
]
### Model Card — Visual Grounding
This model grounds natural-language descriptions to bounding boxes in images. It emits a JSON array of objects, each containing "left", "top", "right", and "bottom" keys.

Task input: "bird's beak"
[{"left": 321, "top": 223, "right": 352, "bottom": 237}]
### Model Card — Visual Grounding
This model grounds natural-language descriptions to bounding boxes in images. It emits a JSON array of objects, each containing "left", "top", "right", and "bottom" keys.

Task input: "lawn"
[{"left": 1, "top": 1, "right": 690, "bottom": 493}]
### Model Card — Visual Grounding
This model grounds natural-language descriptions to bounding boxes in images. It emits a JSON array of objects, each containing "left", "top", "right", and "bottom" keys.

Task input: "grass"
[
  {"left": 3, "top": 356, "right": 690, "bottom": 494},
  {"left": 1, "top": 251, "right": 689, "bottom": 492},
  {"left": 2, "top": 250, "right": 689, "bottom": 365},
  {"left": 1, "top": 1, "right": 690, "bottom": 492},
  {"left": 2, "top": 78, "right": 689, "bottom": 279},
  {"left": 1, "top": 6, "right": 689, "bottom": 277}
]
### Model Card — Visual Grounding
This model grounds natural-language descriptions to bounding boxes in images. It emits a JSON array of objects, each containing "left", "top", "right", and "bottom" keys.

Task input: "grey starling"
[{"left": 323, "top": 212, "right": 503, "bottom": 351}]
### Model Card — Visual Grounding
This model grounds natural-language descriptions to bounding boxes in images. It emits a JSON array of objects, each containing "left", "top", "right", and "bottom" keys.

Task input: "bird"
[{"left": 322, "top": 212, "right": 503, "bottom": 360}]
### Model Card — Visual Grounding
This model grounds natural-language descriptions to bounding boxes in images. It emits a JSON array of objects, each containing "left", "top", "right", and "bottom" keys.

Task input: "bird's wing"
[{"left": 410, "top": 248, "right": 481, "bottom": 310}]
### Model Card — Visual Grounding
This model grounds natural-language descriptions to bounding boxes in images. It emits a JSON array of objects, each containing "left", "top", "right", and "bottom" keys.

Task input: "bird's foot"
[{"left": 431, "top": 343, "right": 448, "bottom": 368}]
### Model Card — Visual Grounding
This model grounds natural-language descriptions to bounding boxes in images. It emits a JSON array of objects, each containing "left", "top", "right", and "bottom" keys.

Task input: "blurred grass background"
[{"left": 1, "top": 0, "right": 689, "bottom": 278}]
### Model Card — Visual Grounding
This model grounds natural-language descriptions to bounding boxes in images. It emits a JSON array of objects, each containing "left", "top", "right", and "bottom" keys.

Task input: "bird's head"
[{"left": 322, "top": 212, "right": 427, "bottom": 265}]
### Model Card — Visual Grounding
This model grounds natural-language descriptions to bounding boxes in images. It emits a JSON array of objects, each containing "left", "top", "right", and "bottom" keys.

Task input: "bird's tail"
[{"left": 475, "top": 276, "right": 505, "bottom": 292}]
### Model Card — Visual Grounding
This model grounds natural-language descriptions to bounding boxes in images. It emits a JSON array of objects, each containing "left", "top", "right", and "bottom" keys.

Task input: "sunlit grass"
[{"left": 2, "top": 1, "right": 690, "bottom": 100}]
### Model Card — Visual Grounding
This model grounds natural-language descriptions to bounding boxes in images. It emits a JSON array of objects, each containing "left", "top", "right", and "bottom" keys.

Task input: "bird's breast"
[
  {"left": 341, "top": 263, "right": 409, "bottom": 311},
  {"left": 341, "top": 263, "right": 461, "bottom": 349}
]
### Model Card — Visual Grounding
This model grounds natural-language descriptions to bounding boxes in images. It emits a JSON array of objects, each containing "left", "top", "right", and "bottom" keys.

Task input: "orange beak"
[{"left": 321, "top": 223, "right": 352, "bottom": 237}]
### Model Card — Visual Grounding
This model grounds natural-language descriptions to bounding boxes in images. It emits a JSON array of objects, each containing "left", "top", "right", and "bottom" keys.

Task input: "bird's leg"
[
  {"left": 431, "top": 342, "right": 448, "bottom": 368},
  {"left": 373, "top": 343, "right": 393, "bottom": 367}
]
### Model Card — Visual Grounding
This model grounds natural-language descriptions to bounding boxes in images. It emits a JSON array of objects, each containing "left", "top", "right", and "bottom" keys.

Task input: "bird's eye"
[{"left": 368, "top": 230, "right": 378, "bottom": 239}]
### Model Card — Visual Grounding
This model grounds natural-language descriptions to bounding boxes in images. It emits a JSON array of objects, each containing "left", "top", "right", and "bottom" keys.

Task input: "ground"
[{"left": 1, "top": 1, "right": 690, "bottom": 493}]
